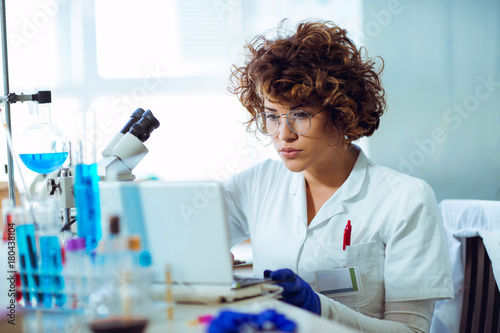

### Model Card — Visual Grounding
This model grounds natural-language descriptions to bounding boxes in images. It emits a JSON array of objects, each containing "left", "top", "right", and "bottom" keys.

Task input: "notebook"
[{"left": 99, "top": 180, "right": 274, "bottom": 302}]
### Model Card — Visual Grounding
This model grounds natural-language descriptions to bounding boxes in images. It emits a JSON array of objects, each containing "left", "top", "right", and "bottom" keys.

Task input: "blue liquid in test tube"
[
  {"left": 19, "top": 152, "right": 68, "bottom": 174},
  {"left": 40, "top": 236, "right": 66, "bottom": 307},
  {"left": 74, "top": 163, "right": 102, "bottom": 253},
  {"left": 16, "top": 224, "right": 42, "bottom": 306}
]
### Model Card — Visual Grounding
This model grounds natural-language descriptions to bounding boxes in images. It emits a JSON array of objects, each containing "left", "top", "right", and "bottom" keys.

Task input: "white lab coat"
[{"left": 223, "top": 148, "right": 454, "bottom": 319}]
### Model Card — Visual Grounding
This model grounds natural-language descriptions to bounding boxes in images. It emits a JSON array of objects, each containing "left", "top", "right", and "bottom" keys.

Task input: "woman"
[{"left": 223, "top": 20, "right": 453, "bottom": 332}]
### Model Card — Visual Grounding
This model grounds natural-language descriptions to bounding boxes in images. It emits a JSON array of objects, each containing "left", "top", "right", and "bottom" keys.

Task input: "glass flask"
[{"left": 18, "top": 101, "right": 69, "bottom": 174}]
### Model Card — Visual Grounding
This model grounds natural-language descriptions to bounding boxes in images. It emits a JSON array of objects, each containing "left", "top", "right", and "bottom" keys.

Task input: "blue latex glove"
[
  {"left": 264, "top": 269, "right": 321, "bottom": 315},
  {"left": 207, "top": 309, "right": 297, "bottom": 333}
]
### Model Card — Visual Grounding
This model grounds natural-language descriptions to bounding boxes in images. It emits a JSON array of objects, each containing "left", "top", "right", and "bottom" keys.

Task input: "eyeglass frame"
[{"left": 254, "top": 108, "right": 327, "bottom": 136}]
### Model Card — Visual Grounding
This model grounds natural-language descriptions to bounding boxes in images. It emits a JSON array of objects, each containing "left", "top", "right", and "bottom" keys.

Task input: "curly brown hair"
[{"left": 229, "top": 20, "right": 386, "bottom": 144}]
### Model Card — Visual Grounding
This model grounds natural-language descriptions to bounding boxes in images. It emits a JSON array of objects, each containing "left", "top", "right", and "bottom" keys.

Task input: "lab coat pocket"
[{"left": 314, "top": 240, "right": 379, "bottom": 308}]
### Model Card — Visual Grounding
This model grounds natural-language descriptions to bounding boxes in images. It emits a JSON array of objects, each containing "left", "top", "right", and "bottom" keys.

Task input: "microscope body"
[
  {"left": 98, "top": 108, "right": 159, "bottom": 181},
  {"left": 98, "top": 132, "right": 149, "bottom": 181},
  {"left": 47, "top": 108, "right": 160, "bottom": 231}
]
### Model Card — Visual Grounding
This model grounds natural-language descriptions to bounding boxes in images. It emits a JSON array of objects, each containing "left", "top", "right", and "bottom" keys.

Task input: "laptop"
[{"left": 99, "top": 180, "right": 274, "bottom": 302}]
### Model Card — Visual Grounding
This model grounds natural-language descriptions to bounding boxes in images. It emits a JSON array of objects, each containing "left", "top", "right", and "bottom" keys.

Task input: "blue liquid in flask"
[{"left": 19, "top": 152, "right": 68, "bottom": 174}]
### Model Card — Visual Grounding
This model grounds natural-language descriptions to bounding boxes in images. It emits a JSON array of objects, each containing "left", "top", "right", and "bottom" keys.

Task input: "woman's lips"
[{"left": 280, "top": 148, "right": 302, "bottom": 158}]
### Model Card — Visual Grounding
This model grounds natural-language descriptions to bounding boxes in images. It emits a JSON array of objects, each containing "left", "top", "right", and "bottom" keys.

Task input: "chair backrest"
[{"left": 460, "top": 236, "right": 500, "bottom": 333}]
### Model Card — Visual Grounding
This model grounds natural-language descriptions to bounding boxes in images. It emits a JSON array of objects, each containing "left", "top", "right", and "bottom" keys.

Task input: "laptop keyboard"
[{"left": 233, "top": 275, "right": 272, "bottom": 288}]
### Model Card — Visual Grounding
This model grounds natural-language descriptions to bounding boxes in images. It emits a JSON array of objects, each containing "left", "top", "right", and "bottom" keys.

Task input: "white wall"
[
  {"left": 5, "top": 0, "right": 497, "bottom": 202},
  {"left": 363, "top": 0, "right": 500, "bottom": 201},
  {"left": 0, "top": 0, "right": 363, "bottom": 194}
]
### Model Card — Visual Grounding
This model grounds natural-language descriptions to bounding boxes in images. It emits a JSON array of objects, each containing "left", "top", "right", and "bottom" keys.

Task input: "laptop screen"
[{"left": 99, "top": 180, "right": 234, "bottom": 284}]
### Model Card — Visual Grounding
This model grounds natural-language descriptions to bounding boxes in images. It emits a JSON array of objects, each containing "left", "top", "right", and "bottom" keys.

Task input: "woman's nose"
[{"left": 277, "top": 119, "right": 297, "bottom": 141}]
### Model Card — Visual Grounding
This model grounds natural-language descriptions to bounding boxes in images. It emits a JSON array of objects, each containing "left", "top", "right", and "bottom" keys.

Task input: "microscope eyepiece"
[
  {"left": 128, "top": 110, "right": 160, "bottom": 142},
  {"left": 120, "top": 108, "right": 145, "bottom": 134}
]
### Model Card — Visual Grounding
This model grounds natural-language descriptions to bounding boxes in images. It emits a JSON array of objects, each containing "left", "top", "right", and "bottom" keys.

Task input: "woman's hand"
[{"left": 264, "top": 269, "right": 321, "bottom": 315}]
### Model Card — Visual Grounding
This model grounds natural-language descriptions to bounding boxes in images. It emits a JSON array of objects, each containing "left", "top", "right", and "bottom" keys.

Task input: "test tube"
[
  {"left": 2, "top": 198, "right": 13, "bottom": 242},
  {"left": 2, "top": 199, "right": 23, "bottom": 302},
  {"left": 64, "top": 237, "right": 88, "bottom": 309},
  {"left": 74, "top": 163, "right": 101, "bottom": 252},
  {"left": 36, "top": 199, "right": 65, "bottom": 308},
  {"left": 13, "top": 206, "right": 41, "bottom": 306},
  {"left": 74, "top": 108, "right": 102, "bottom": 253}
]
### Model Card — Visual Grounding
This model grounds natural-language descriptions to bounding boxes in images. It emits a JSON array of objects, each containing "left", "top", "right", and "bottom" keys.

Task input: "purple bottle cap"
[{"left": 66, "top": 237, "right": 86, "bottom": 251}]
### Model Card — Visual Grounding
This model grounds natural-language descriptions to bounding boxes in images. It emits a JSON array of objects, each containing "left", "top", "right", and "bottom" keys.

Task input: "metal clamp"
[{"left": 1, "top": 90, "right": 51, "bottom": 104}]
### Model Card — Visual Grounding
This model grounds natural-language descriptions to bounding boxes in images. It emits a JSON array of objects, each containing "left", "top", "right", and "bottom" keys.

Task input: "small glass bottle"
[
  {"left": 64, "top": 237, "right": 91, "bottom": 309},
  {"left": 88, "top": 218, "right": 149, "bottom": 333},
  {"left": 93, "top": 215, "right": 127, "bottom": 288},
  {"left": 126, "top": 235, "right": 153, "bottom": 312}
]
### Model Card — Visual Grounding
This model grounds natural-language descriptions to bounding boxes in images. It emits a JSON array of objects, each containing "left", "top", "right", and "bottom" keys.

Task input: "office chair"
[{"left": 460, "top": 236, "right": 500, "bottom": 333}]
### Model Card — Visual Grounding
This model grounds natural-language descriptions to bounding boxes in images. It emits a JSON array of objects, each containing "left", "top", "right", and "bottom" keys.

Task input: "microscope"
[
  {"left": 98, "top": 108, "right": 160, "bottom": 181},
  {"left": 46, "top": 108, "right": 160, "bottom": 233}
]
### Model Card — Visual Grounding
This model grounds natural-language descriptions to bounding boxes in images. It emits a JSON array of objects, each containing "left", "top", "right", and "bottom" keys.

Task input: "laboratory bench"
[{"left": 17, "top": 297, "right": 360, "bottom": 333}]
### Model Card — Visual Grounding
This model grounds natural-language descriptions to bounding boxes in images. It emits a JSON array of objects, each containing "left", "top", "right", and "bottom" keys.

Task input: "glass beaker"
[{"left": 18, "top": 101, "right": 69, "bottom": 174}]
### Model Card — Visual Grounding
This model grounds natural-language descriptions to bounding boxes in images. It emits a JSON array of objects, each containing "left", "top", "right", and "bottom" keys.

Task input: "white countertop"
[{"left": 21, "top": 296, "right": 360, "bottom": 333}]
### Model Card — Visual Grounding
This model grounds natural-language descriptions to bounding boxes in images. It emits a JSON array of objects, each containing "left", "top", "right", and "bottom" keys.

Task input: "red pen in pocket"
[{"left": 343, "top": 220, "right": 351, "bottom": 250}]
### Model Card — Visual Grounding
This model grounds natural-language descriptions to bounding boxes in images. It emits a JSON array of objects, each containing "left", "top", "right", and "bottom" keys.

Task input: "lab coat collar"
[
  {"left": 335, "top": 146, "right": 368, "bottom": 203},
  {"left": 289, "top": 147, "right": 369, "bottom": 227},
  {"left": 290, "top": 171, "right": 308, "bottom": 223}
]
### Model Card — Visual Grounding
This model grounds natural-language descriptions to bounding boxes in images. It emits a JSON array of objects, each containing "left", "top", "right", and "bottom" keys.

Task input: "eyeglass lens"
[{"left": 256, "top": 111, "right": 312, "bottom": 135}]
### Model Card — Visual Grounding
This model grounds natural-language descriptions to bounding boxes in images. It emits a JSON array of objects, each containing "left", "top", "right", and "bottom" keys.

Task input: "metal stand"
[{"left": 0, "top": 0, "right": 15, "bottom": 204}]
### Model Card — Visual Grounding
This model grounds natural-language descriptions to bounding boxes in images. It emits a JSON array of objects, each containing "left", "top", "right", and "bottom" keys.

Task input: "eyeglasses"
[{"left": 255, "top": 109, "right": 326, "bottom": 136}]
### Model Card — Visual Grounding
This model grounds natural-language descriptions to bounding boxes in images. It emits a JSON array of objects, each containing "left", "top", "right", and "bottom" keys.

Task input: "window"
[{"left": 1, "top": 0, "right": 363, "bottom": 187}]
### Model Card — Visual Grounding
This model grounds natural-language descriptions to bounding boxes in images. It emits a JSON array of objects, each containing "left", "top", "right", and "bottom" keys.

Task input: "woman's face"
[{"left": 264, "top": 100, "right": 344, "bottom": 173}]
